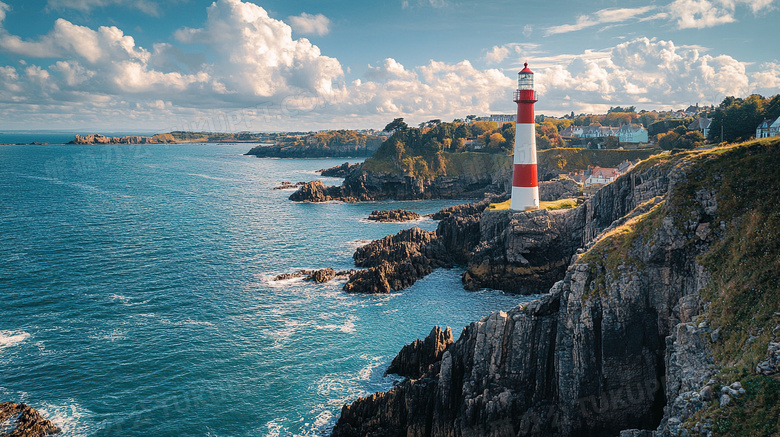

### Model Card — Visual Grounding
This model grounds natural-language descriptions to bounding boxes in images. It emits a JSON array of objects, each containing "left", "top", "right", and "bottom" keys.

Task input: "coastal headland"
[{"left": 330, "top": 137, "right": 780, "bottom": 436}]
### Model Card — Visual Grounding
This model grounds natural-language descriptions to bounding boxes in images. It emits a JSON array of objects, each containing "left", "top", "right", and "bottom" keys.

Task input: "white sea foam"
[
  {"left": 0, "top": 331, "right": 30, "bottom": 350},
  {"left": 37, "top": 400, "right": 94, "bottom": 437},
  {"left": 318, "top": 315, "right": 357, "bottom": 334},
  {"left": 110, "top": 294, "right": 149, "bottom": 307}
]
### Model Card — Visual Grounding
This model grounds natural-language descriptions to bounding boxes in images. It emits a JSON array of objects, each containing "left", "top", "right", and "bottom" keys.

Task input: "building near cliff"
[
  {"left": 688, "top": 117, "right": 713, "bottom": 138},
  {"left": 510, "top": 63, "right": 540, "bottom": 211},
  {"left": 756, "top": 116, "right": 780, "bottom": 138},
  {"left": 617, "top": 124, "right": 649, "bottom": 143}
]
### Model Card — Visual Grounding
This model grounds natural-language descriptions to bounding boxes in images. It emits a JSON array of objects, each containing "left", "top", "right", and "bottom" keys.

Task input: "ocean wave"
[
  {"left": 37, "top": 400, "right": 95, "bottom": 437},
  {"left": 0, "top": 331, "right": 30, "bottom": 350}
]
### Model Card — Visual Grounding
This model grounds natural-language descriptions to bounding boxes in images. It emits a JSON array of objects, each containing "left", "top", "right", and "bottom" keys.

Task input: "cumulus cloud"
[
  {"left": 344, "top": 58, "right": 513, "bottom": 121},
  {"left": 532, "top": 37, "right": 751, "bottom": 115},
  {"left": 667, "top": 0, "right": 735, "bottom": 29},
  {"left": 287, "top": 12, "right": 331, "bottom": 36},
  {"left": 485, "top": 45, "right": 510, "bottom": 64},
  {"left": 751, "top": 61, "right": 780, "bottom": 94},
  {"left": 174, "top": 0, "right": 343, "bottom": 100}
]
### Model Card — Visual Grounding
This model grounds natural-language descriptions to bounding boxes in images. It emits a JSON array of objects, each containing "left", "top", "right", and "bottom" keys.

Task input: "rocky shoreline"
[
  {"left": 0, "top": 402, "right": 60, "bottom": 437},
  {"left": 330, "top": 140, "right": 780, "bottom": 436}
]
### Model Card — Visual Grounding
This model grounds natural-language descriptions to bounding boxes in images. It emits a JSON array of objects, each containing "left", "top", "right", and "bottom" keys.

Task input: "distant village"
[{"left": 264, "top": 96, "right": 780, "bottom": 195}]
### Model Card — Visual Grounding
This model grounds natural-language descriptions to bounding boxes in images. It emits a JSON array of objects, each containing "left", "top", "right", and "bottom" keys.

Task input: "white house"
[
  {"left": 617, "top": 124, "right": 648, "bottom": 143},
  {"left": 585, "top": 166, "right": 620, "bottom": 186},
  {"left": 756, "top": 117, "right": 780, "bottom": 138}
]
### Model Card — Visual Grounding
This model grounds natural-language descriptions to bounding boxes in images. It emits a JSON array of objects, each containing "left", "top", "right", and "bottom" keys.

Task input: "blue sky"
[{"left": 0, "top": 0, "right": 778, "bottom": 132}]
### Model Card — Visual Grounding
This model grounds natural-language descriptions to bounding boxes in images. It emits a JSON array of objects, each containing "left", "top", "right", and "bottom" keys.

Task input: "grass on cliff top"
[{"left": 487, "top": 198, "right": 578, "bottom": 211}]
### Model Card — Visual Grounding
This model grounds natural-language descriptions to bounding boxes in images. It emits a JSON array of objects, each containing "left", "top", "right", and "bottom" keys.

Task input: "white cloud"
[
  {"left": 667, "top": 0, "right": 735, "bottom": 29},
  {"left": 751, "top": 61, "right": 780, "bottom": 94},
  {"left": 485, "top": 45, "right": 510, "bottom": 64},
  {"left": 522, "top": 25, "right": 533, "bottom": 38},
  {"left": 344, "top": 59, "right": 513, "bottom": 121},
  {"left": 287, "top": 12, "right": 331, "bottom": 36},
  {"left": 46, "top": 0, "right": 160, "bottom": 15},
  {"left": 532, "top": 37, "right": 751, "bottom": 115},
  {"left": 545, "top": 6, "right": 656, "bottom": 36}
]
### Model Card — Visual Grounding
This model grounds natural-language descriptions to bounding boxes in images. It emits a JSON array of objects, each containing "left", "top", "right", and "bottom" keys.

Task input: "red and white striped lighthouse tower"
[{"left": 510, "top": 62, "right": 540, "bottom": 211}]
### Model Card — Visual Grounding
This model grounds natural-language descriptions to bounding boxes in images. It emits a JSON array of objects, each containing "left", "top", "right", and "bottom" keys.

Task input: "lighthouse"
[{"left": 510, "top": 62, "right": 540, "bottom": 211}]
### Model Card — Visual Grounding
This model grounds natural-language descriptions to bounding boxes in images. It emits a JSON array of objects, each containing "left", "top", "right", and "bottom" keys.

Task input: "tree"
[
  {"left": 658, "top": 125, "right": 704, "bottom": 150},
  {"left": 608, "top": 106, "right": 636, "bottom": 113},
  {"left": 384, "top": 118, "right": 408, "bottom": 133},
  {"left": 707, "top": 94, "right": 771, "bottom": 143},
  {"left": 488, "top": 133, "right": 506, "bottom": 150}
]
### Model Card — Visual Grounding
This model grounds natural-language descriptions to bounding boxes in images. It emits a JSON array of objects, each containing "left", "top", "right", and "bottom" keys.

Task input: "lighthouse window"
[{"left": 518, "top": 73, "right": 533, "bottom": 90}]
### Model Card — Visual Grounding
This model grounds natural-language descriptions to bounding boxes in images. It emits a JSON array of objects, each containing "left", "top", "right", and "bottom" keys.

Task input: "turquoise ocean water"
[{"left": 0, "top": 142, "right": 534, "bottom": 436}]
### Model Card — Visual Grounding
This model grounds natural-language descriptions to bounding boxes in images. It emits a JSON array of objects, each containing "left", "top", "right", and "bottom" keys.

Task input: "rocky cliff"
[
  {"left": 340, "top": 153, "right": 669, "bottom": 295},
  {"left": 332, "top": 139, "right": 780, "bottom": 436}
]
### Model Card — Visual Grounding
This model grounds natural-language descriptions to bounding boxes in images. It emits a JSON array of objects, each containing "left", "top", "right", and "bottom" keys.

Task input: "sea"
[{"left": 0, "top": 136, "right": 536, "bottom": 436}]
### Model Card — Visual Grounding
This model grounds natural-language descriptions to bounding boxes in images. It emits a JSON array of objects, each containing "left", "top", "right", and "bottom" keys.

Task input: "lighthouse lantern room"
[{"left": 510, "top": 62, "right": 540, "bottom": 211}]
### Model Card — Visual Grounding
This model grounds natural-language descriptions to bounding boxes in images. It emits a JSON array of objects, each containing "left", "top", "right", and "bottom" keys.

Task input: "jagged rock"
[
  {"left": 0, "top": 402, "right": 60, "bottom": 437},
  {"left": 318, "top": 162, "right": 361, "bottom": 178},
  {"left": 385, "top": 326, "right": 453, "bottom": 379},
  {"left": 430, "top": 196, "right": 504, "bottom": 220},
  {"left": 538, "top": 175, "right": 580, "bottom": 201},
  {"left": 273, "top": 181, "right": 306, "bottom": 190},
  {"left": 343, "top": 227, "right": 446, "bottom": 293},
  {"left": 274, "top": 270, "right": 309, "bottom": 280},
  {"left": 462, "top": 207, "right": 585, "bottom": 294},
  {"left": 289, "top": 180, "right": 337, "bottom": 202},
  {"left": 290, "top": 165, "right": 507, "bottom": 203},
  {"left": 367, "top": 209, "right": 421, "bottom": 222},
  {"left": 305, "top": 268, "right": 335, "bottom": 283}
]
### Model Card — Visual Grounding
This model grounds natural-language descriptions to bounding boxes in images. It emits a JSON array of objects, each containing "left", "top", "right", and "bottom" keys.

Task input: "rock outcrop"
[
  {"left": 0, "top": 402, "right": 60, "bottom": 437},
  {"left": 290, "top": 165, "right": 508, "bottom": 203},
  {"left": 332, "top": 140, "right": 780, "bottom": 436},
  {"left": 70, "top": 133, "right": 174, "bottom": 144},
  {"left": 366, "top": 209, "right": 421, "bottom": 222},
  {"left": 538, "top": 175, "right": 581, "bottom": 201},
  {"left": 318, "top": 162, "right": 361, "bottom": 178},
  {"left": 273, "top": 181, "right": 306, "bottom": 190},
  {"left": 385, "top": 326, "right": 453, "bottom": 379}
]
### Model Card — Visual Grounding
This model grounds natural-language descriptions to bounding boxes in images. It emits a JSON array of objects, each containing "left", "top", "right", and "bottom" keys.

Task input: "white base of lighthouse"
[{"left": 510, "top": 186, "right": 539, "bottom": 211}]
